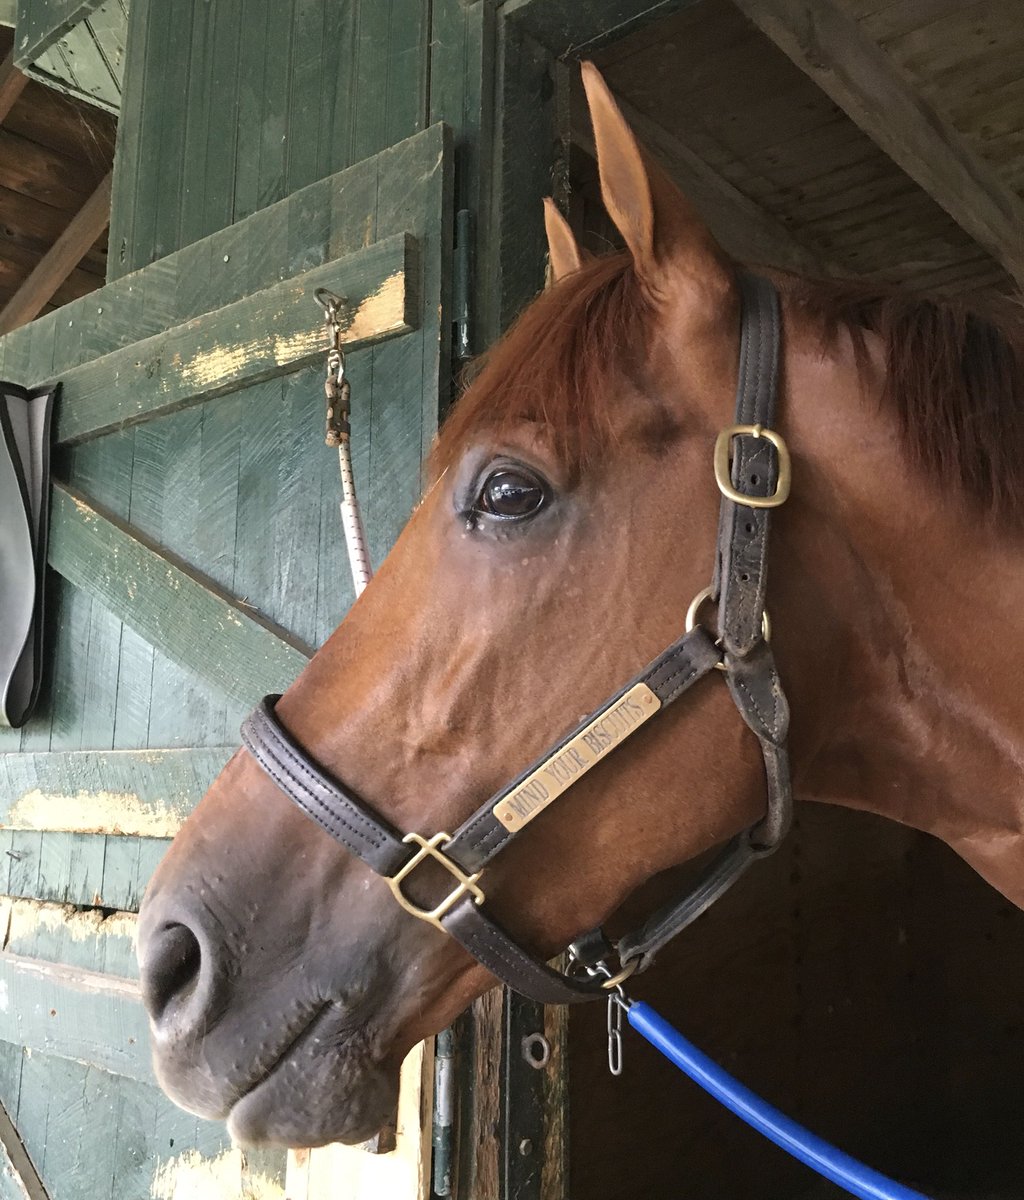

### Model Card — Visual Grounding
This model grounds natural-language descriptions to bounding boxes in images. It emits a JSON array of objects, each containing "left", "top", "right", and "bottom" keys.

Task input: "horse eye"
[{"left": 475, "top": 469, "right": 547, "bottom": 520}]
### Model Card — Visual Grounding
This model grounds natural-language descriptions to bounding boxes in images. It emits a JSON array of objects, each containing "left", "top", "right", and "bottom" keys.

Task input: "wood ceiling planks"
[
  {"left": 592, "top": 0, "right": 1021, "bottom": 295},
  {"left": 0, "top": 26, "right": 114, "bottom": 326}
]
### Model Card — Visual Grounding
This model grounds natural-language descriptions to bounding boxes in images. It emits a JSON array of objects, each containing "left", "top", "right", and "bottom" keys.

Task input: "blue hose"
[{"left": 626, "top": 1000, "right": 931, "bottom": 1200}]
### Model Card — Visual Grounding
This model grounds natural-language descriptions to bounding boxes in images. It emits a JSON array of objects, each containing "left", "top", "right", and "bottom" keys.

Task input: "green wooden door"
[{"left": 0, "top": 120, "right": 452, "bottom": 1198}]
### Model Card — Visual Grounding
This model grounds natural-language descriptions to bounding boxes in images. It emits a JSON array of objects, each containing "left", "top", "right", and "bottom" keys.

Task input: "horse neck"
[{"left": 775, "top": 315, "right": 1024, "bottom": 905}]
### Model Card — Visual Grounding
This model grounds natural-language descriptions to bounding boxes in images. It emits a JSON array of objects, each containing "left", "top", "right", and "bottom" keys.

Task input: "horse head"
[{"left": 135, "top": 62, "right": 1024, "bottom": 1148}]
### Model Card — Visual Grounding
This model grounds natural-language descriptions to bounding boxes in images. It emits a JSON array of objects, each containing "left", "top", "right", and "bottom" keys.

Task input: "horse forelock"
[{"left": 429, "top": 250, "right": 652, "bottom": 479}]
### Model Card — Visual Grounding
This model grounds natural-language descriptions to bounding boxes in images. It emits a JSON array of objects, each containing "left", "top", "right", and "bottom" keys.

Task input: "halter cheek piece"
[{"left": 241, "top": 273, "right": 793, "bottom": 1004}]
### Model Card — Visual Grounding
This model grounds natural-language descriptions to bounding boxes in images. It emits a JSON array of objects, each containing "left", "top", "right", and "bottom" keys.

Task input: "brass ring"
[{"left": 599, "top": 958, "right": 639, "bottom": 990}]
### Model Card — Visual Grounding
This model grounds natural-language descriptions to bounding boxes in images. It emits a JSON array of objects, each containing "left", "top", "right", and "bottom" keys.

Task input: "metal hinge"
[{"left": 453, "top": 208, "right": 473, "bottom": 363}]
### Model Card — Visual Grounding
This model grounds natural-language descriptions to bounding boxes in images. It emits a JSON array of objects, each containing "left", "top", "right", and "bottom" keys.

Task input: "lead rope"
[{"left": 316, "top": 288, "right": 373, "bottom": 595}]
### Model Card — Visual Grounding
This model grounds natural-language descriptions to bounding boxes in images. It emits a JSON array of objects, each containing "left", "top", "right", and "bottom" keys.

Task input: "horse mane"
[
  {"left": 782, "top": 275, "right": 1024, "bottom": 525},
  {"left": 434, "top": 252, "right": 1024, "bottom": 524}
]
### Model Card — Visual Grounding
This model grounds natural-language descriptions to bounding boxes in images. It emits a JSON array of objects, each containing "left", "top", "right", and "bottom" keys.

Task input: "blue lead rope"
[{"left": 625, "top": 1000, "right": 931, "bottom": 1200}]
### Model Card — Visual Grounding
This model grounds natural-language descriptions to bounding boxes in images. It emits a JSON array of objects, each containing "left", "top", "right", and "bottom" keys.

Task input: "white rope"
[{"left": 337, "top": 439, "right": 372, "bottom": 595}]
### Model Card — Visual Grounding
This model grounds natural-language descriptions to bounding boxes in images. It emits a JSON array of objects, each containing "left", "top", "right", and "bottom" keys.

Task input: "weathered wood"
[
  {"left": 571, "top": 90, "right": 836, "bottom": 275},
  {"left": 0, "top": 173, "right": 111, "bottom": 334},
  {"left": 0, "top": 1098, "right": 48, "bottom": 1200},
  {"left": 13, "top": 0, "right": 101, "bottom": 66},
  {"left": 0, "top": 748, "right": 230, "bottom": 837},
  {"left": 0, "top": 951, "right": 150, "bottom": 1083},
  {"left": 0, "top": 897, "right": 138, "bottom": 982},
  {"left": 731, "top": 0, "right": 1024, "bottom": 286},
  {"left": 48, "top": 484, "right": 312, "bottom": 707},
  {"left": 54, "top": 232, "right": 418, "bottom": 444},
  {"left": 0, "top": 51, "right": 26, "bottom": 121}
]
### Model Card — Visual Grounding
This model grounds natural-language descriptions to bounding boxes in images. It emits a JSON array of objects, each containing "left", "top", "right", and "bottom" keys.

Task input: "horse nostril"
[{"left": 141, "top": 923, "right": 203, "bottom": 1024}]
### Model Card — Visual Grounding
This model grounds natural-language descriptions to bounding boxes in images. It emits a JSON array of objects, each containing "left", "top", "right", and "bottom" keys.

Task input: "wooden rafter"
[
  {"left": 731, "top": 0, "right": 1024, "bottom": 288},
  {"left": 610, "top": 94, "right": 845, "bottom": 276},
  {"left": 0, "top": 171, "right": 111, "bottom": 334},
  {"left": 0, "top": 49, "right": 26, "bottom": 124}
]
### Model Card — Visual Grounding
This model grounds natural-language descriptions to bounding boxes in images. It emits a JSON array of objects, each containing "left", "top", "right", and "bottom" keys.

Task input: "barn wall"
[{"left": 108, "top": 0, "right": 490, "bottom": 279}]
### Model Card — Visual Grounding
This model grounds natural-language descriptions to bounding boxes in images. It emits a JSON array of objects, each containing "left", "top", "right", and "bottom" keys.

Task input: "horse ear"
[
  {"left": 580, "top": 61, "right": 728, "bottom": 293},
  {"left": 543, "top": 197, "right": 584, "bottom": 283}
]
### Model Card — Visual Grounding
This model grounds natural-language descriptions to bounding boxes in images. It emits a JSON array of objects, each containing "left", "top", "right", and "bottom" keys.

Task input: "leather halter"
[{"left": 241, "top": 273, "right": 793, "bottom": 1004}]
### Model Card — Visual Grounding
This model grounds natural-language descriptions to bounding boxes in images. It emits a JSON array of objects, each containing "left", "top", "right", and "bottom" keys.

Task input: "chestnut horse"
[{"left": 136, "top": 63, "right": 1024, "bottom": 1150}]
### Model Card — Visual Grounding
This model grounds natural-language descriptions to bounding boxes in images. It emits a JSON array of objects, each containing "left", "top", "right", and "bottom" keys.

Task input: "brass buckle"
[
  {"left": 387, "top": 832, "right": 485, "bottom": 932},
  {"left": 714, "top": 424, "right": 791, "bottom": 508},
  {"left": 685, "top": 585, "right": 770, "bottom": 669}
]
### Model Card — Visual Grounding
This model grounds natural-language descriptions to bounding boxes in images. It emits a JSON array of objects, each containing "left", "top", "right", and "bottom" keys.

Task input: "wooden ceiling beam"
[
  {"left": 0, "top": 49, "right": 27, "bottom": 123},
  {"left": 571, "top": 89, "right": 843, "bottom": 277},
  {"left": 731, "top": 0, "right": 1024, "bottom": 288},
  {"left": 0, "top": 171, "right": 111, "bottom": 334}
]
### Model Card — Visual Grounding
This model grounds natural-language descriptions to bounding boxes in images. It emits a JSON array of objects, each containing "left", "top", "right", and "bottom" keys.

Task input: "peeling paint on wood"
[
  {"left": 0, "top": 749, "right": 231, "bottom": 836},
  {"left": 55, "top": 234, "right": 419, "bottom": 445},
  {"left": 4, "top": 899, "right": 136, "bottom": 948},
  {"left": 150, "top": 1149, "right": 285, "bottom": 1200},
  {"left": 8, "top": 789, "right": 187, "bottom": 839}
]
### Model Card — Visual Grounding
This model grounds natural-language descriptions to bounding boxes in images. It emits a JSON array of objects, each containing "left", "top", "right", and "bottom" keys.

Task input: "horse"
[{"left": 135, "top": 60, "right": 1024, "bottom": 1160}]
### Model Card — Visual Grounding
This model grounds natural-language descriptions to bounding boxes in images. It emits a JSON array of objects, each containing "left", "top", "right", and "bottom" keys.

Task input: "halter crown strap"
[{"left": 238, "top": 272, "right": 794, "bottom": 1003}]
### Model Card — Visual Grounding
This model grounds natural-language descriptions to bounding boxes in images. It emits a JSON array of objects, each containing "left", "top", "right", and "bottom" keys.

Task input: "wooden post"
[{"left": 0, "top": 50, "right": 27, "bottom": 122}]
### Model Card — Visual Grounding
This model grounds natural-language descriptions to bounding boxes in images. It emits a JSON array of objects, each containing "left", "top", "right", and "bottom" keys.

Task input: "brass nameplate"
[{"left": 492, "top": 682, "right": 661, "bottom": 833}]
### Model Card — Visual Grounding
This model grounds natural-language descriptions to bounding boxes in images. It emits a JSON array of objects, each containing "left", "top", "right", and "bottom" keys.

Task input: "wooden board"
[
  {"left": 0, "top": 748, "right": 230, "bottom": 837},
  {"left": 54, "top": 232, "right": 419, "bottom": 444}
]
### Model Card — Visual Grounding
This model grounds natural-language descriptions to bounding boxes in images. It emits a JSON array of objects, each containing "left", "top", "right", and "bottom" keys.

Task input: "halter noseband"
[{"left": 240, "top": 272, "right": 793, "bottom": 1004}]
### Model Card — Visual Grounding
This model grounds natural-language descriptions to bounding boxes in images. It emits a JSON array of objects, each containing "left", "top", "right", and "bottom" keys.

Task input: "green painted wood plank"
[
  {"left": 84, "top": 0, "right": 128, "bottom": 94},
  {"left": 96, "top": 834, "right": 142, "bottom": 916},
  {"left": 48, "top": 484, "right": 311, "bottom": 708},
  {"left": 0, "top": 748, "right": 230, "bottom": 836},
  {"left": 14, "top": 0, "right": 102, "bottom": 65},
  {"left": 8, "top": 1047, "right": 275, "bottom": 1200},
  {"left": 133, "top": 837, "right": 169, "bottom": 901},
  {"left": 0, "top": 952, "right": 149, "bottom": 1081},
  {"left": 320, "top": 0, "right": 357, "bottom": 178},
  {"left": 6, "top": 834, "right": 41, "bottom": 900},
  {"left": 3, "top": 898, "right": 138, "bottom": 981},
  {"left": 0, "top": 1045, "right": 27, "bottom": 1200},
  {"left": 350, "top": 0, "right": 393, "bottom": 168},
  {"left": 193, "top": 395, "right": 244, "bottom": 744},
  {"left": 36, "top": 831, "right": 106, "bottom": 907},
  {"left": 256, "top": 0, "right": 292, "bottom": 213},
  {"left": 52, "top": 17, "right": 119, "bottom": 108},
  {"left": 54, "top": 232, "right": 419, "bottom": 444},
  {"left": 286, "top": 175, "right": 330, "bottom": 278},
  {"left": 232, "top": 0, "right": 269, "bottom": 224},
  {"left": 121, "top": 0, "right": 168, "bottom": 274},
  {"left": 107, "top": 0, "right": 150, "bottom": 279},
  {"left": 385, "top": 0, "right": 430, "bottom": 149},
  {"left": 284, "top": 0, "right": 325, "bottom": 196},
  {"left": 147, "top": 2, "right": 192, "bottom": 265},
  {"left": 199, "top": 0, "right": 243, "bottom": 239},
  {"left": 43, "top": 583, "right": 96, "bottom": 752},
  {"left": 273, "top": 368, "right": 326, "bottom": 649},
  {"left": 176, "top": 0, "right": 218, "bottom": 250}
]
